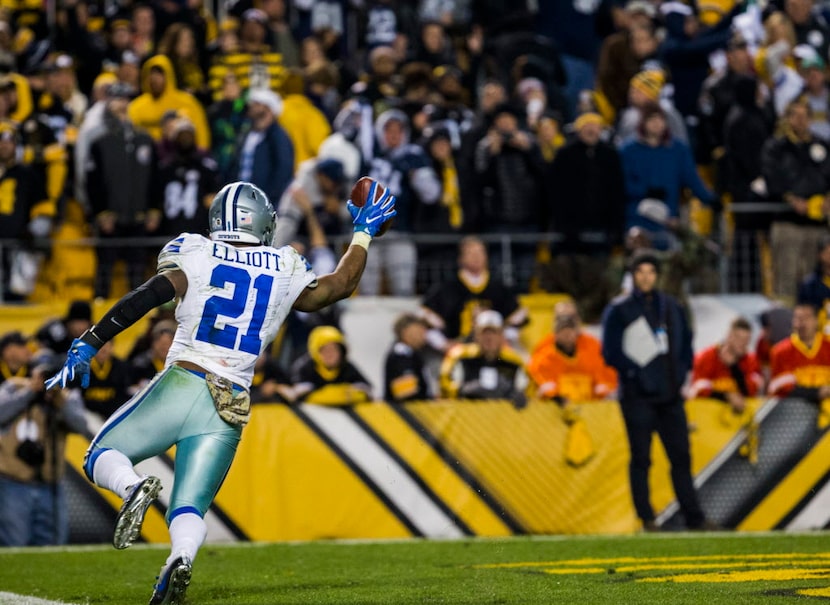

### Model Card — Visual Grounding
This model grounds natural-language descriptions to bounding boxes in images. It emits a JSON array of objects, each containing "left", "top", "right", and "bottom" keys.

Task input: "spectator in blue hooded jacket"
[
  {"left": 619, "top": 102, "right": 716, "bottom": 249},
  {"left": 363, "top": 108, "right": 441, "bottom": 296}
]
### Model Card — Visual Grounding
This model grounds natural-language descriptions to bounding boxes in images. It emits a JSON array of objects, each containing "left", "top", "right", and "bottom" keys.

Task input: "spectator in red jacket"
[
  {"left": 769, "top": 302, "right": 830, "bottom": 401},
  {"left": 688, "top": 316, "right": 764, "bottom": 413}
]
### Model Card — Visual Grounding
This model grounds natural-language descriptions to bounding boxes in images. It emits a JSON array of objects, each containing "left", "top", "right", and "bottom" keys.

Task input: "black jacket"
[
  {"left": 760, "top": 132, "right": 830, "bottom": 226},
  {"left": 474, "top": 133, "right": 544, "bottom": 230},
  {"left": 154, "top": 147, "right": 219, "bottom": 237},
  {"left": 0, "top": 163, "right": 45, "bottom": 236},
  {"left": 83, "top": 355, "right": 131, "bottom": 419},
  {"left": 601, "top": 289, "right": 693, "bottom": 405},
  {"left": 549, "top": 138, "right": 626, "bottom": 253},
  {"left": 721, "top": 77, "right": 775, "bottom": 228},
  {"left": 384, "top": 342, "right": 429, "bottom": 403},
  {"left": 85, "top": 113, "right": 157, "bottom": 225}
]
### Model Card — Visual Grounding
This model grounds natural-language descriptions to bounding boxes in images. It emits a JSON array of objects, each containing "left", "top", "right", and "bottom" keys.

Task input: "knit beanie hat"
[
  {"left": 573, "top": 112, "right": 604, "bottom": 131},
  {"left": 630, "top": 70, "right": 665, "bottom": 101}
]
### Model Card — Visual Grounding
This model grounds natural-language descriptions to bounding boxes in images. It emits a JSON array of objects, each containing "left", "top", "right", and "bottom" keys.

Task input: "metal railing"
[
  {"left": 0, "top": 231, "right": 569, "bottom": 302},
  {"left": 719, "top": 202, "right": 790, "bottom": 295},
  {"left": 0, "top": 203, "right": 796, "bottom": 302}
]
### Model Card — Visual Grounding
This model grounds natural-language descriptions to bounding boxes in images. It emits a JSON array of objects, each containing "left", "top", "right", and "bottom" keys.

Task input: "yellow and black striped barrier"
[{"left": 62, "top": 396, "right": 830, "bottom": 543}]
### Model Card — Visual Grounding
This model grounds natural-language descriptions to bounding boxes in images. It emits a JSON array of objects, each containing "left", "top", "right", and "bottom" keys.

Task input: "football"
[{"left": 350, "top": 176, "right": 393, "bottom": 236}]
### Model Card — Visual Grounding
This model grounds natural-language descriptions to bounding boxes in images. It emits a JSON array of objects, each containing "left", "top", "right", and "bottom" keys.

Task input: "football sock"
[
  {"left": 167, "top": 512, "right": 206, "bottom": 565},
  {"left": 92, "top": 449, "right": 142, "bottom": 499}
]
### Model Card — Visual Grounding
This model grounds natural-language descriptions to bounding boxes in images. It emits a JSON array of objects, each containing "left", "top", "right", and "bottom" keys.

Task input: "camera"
[{"left": 16, "top": 439, "right": 45, "bottom": 467}]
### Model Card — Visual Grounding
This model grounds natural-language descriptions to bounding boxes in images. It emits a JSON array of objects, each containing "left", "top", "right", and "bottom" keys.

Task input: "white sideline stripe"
[
  {"left": 785, "top": 478, "right": 830, "bottom": 531},
  {"left": 300, "top": 404, "right": 463, "bottom": 539},
  {"left": 0, "top": 592, "right": 81, "bottom": 605},
  {"left": 84, "top": 412, "right": 237, "bottom": 543}
]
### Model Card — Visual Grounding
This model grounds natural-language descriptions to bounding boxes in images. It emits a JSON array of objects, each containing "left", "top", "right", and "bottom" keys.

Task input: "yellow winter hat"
[
  {"left": 630, "top": 70, "right": 666, "bottom": 101},
  {"left": 92, "top": 72, "right": 118, "bottom": 91},
  {"left": 573, "top": 112, "right": 604, "bottom": 131}
]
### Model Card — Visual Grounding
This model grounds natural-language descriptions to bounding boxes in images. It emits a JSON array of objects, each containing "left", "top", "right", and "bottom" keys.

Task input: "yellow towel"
[
  {"left": 441, "top": 164, "right": 462, "bottom": 228},
  {"left": 818, "top": 398, "right": 830, "bottom": 430},
  {"left": 562, "top": 407, "right": 595, "bottom": 467}
]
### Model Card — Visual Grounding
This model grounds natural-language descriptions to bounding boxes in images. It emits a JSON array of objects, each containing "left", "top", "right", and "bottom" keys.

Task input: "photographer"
[
  {"left": 0, "top": 353, "right": 89, "bottom": 546},
  {"left": 472, "top": 103, "right": 544, "bottom": 234},
  {"left": 472, "top": 103, "right": 544, "bottom": 290}
]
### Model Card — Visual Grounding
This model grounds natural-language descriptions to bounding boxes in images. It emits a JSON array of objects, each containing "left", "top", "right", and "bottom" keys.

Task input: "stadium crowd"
[
  {"left": 0, "top": 0, "right": 828, "bottom": 304},
  {"left": 6, "top": 0, "right": 830, "bottom": 543},
  {"left": 0, "top": 0, "right": 794, "bottom": 304}
]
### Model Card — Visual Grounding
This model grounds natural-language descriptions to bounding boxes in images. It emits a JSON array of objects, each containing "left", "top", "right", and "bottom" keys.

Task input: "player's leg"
[
  {"left": 83, "top": 368, "right": 203, "bottom": 548},
  {"left": 166, "top": 427, "right": 241, "bottom": 558},
  {"left": 150, "top": 402, "right": 241, "bottom": 605}
]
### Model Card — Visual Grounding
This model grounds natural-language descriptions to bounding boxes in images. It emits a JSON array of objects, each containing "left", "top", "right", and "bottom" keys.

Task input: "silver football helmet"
[{"left": 209, "top": 181, "right": 276, "bottom": 245}]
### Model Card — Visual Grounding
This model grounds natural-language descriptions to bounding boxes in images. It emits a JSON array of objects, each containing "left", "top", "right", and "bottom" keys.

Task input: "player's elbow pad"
[
  {"left": 119, "top": 275, "right": 177, "bottom": 323},
  {"left": 90, "top": 275, "right": 177, "bottom": 344}
]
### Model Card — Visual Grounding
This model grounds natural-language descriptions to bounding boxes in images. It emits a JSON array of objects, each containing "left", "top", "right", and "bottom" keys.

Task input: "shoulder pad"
[{"left": 157, "top": 233, "right": 200, "bottom": 270}]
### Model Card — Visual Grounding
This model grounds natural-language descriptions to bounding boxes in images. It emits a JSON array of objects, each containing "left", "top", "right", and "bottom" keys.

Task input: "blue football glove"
[
  {"left": 346, "top": 181, "right": 397, "bottom": 237},
  {"left": 44, "top": 338, "right": 98, "bottom": 390}
]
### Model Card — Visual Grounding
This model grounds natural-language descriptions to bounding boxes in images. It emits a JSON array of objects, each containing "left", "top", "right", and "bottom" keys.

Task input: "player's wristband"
[{"left": 351, "top": 231, "right": 372, "bottom": 250}]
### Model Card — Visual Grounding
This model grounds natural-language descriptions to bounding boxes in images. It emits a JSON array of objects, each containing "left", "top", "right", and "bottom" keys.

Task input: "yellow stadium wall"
[
  {"left": 62, "top": 396, "right": 828, "bottom": 542},
  {"left": 14, "top": 300, "right": 823, "bottom": 540},
  {"left": 143, "top": 398, "right": 769, "bottom": 540}
]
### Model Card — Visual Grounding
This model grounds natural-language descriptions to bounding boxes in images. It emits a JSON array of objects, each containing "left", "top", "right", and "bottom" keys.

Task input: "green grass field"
[{"left": 1, "top": 532, "right": 829, "bottom": 605}]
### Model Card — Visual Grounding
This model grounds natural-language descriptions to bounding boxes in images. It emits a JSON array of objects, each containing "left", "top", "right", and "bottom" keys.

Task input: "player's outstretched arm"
[
  {"left": 293, "top": 245, "right": 368, "bottom": 312},
  {"left": 45, "top": 270, "right": 186, "bottom": 390},
  {"left": 293, "top": 182, "right": 396, "bottom": 313}
]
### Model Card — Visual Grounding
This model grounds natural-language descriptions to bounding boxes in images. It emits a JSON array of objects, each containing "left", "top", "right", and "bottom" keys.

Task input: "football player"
[{"left": 45, "top": 179, "right": 395, "bottom": 605}]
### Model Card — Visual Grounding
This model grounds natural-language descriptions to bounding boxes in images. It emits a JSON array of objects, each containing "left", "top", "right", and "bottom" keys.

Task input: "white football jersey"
[{"left": 158, "top": 233, "right": 317, "bottom": 388}]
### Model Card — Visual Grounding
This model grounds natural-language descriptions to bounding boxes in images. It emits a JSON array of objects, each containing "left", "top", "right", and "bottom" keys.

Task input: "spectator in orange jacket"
[
  {"left": 688, "top": 316, "right": 764, "bottom": 414},
  {"left": 769, "top": 302, "right": 830, "bottom": 401},
  {"left": 527, "top": 303, "right": 617, "bottom": 405}
]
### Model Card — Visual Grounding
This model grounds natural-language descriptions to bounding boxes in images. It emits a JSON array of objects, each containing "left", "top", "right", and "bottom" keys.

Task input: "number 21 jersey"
[{"left": 158, "top": 233, "right": 317, "bottom": 388}]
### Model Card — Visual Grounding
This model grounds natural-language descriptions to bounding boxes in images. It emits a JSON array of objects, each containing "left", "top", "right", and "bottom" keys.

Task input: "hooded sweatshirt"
[
  {"left": 368, "top": 109, "right": 440, "bottom": 233},
  {"left": 127, "top": 55, "right": 211, "bottom": 150},
  {"left": 290, "top": 326, "right": 373, "bottom": 405}
]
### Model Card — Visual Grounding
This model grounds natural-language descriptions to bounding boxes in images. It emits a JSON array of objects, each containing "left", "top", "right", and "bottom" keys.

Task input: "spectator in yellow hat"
[{"left": 617, "top": 69, "right": 689, "bottom": 145}]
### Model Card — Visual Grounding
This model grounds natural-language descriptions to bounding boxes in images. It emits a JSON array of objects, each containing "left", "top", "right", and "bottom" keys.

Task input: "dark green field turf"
[{"left": 1, "top": 532, "right": 829, "bottom": 604}]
